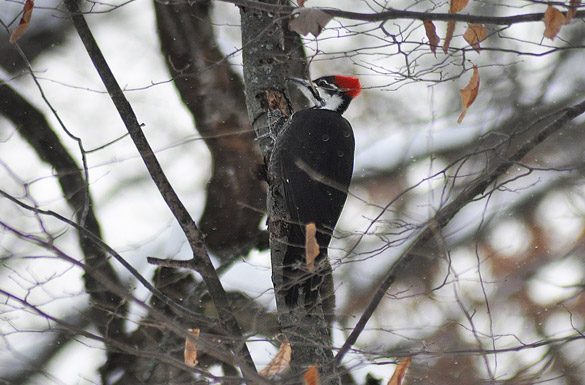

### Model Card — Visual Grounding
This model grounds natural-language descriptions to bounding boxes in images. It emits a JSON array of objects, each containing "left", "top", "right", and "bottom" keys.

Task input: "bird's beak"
[
  {"left": 287, "top": 76, "right": 311, "bottom": 87},
  {"left": 287, "top": 77, "right": 325, "bottom": 107}
]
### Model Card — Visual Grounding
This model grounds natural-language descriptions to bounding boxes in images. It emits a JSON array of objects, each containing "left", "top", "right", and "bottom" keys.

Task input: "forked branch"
[{"left": 62, "top": 0, "right": 257, "bottom": 378}]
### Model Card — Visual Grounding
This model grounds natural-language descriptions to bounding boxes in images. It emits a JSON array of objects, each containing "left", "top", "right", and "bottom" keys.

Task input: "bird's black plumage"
[{"left": 271, "top": 108, "right": 355, "bottom": 306}]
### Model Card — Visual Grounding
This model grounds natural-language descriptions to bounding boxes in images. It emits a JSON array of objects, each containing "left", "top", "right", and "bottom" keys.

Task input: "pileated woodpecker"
[{"left": 269, "top": 75, "right": 361, "bottom": 308}]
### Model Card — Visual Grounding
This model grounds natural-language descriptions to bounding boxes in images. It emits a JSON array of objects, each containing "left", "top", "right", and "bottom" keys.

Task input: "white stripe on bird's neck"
[
  {"left": 318, "top": 92, "right": 343, "bottom": 112},
  {"left": 298, "top": 84, "right": 344, "bottom": 112}
]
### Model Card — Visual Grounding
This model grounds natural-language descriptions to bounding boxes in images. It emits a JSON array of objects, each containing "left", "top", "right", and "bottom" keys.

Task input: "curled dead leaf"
[
  {"left": 184, "top": 328, "right": 200, "bottom": 368},
  {"left": 443, "top": 21, "right": 456, "bottom": 54},
  {"left": 543, "top": 6, "right": 565, "bottom": 40},
  {"left": 260, "top": 341, "right": 292, "bottom": 378},
  {"left": 565, "top": 0, "right": 580, "bottom": 23},
  {"left": 458, "top": 66, "right": 480, "bottom": 124},
  {"left": 305, "top": 223, "right": 319, "bottom": 272},
  {"left": 449, "top": 0, "right": 469, "bottom": 13},
  {"left": 9, "top": 0, "right": 34, "bottom": 44},
  {"left": 463, "top": 23, "right": 487, "bottom": 53},
  {"left": 289, "top": 8, "right": 333, "bottom": 37},
  {"left": 443, "top": 0, "right": 468, "bottom": 53},
  {"left": 304, "top": 365, "right": 320, "bottom": 385},
  {"left": 387, "top": 357, "right": 412, "bottom": 385},
  {"left": 423, "top": 21, "right": 440, "bottom": 56}
]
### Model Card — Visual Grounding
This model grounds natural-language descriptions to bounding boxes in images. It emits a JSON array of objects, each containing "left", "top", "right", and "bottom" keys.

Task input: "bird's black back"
[{"left": 271, "top": 108, "right": 355, "bottom": 306}]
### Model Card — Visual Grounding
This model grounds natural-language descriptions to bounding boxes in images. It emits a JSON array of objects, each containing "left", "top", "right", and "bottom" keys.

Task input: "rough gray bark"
[
  {"left": 240, "top": 2, "right": 292, "bottom": 154},
  {"left": 240, "top": 2, "right": 339, "bottom": 383}
]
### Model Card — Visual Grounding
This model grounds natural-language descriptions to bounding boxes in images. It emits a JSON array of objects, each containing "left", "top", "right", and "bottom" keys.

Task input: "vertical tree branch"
[
  {"left": 240, "top": 1, "right": 338, "bottom": 383},
  {"left": 62, "top": 0, "right": 257, "bottom": 377},
  {"left": 241, "top": 2, "right": 293, "bottom": 155}
]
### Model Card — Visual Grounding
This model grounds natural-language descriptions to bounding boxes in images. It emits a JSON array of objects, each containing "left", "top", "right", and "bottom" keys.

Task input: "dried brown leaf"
[
  {"left": 565, "top": 0, "right": 580, "bottom": 23},
  {"left": 449, "top": 0, "right": 469, "bottom": 13},
  {"left": 458, "top": 66, "right": 480, "bottom": 124},
  {"left": 305, "top": 223, "right": 319, "bottom": 272},
  {"left": 463, "top": 23, "right": 487, "bottom": 53},
  {"left": 543, "top": 6, "right": 565, "bottom": 40},
  {"left": 304, "top": 365, "right": 320, "bottom": 385},
  {"left": 387, "top": 357, "right": 412, "bottom": 385},
  {"left": 184, "top": 328, "right": 200, "bottom": 368},
  {"left": 442, "top": 20, "right": 456, "bottom": 54},
  {"left": 260, "top": 342, "right": 292, "bottom": 378},
  {"left": 289, "top": 8, "right": 333, "bottom": 37},
  {"left": 442, "top": 0, "right": 468, "bottom": 53},
  {"left": 9, "top": 0, "right": 34, "bottom": 44},
  {"left": 423, "top": 21, "right": 440, "bottom": 56},
  {"left": 298, "top": 0, "right": 307, "bottom": 7}
]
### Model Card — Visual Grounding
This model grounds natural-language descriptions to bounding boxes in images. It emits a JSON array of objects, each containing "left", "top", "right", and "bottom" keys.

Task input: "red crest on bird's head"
[{"left": 333, "top": 76, "right": 362, "bottom": 99}]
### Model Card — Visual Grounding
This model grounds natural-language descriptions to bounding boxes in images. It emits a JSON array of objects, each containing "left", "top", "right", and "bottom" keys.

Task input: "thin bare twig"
[
  {"left": 0, "top": 78, "right": 128, "bottom": 357},
  {"left": 62, "top": 0, "right": 257, "bottom": 376},
  {"left": 334, "top": 98, "right": 585, "bottom": 364},
  {"left": 0, "top": 190, "right": 214, "bottom": 325},
  {"left": 220, "top": 0, "right": 585, "bottom": 25}
]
